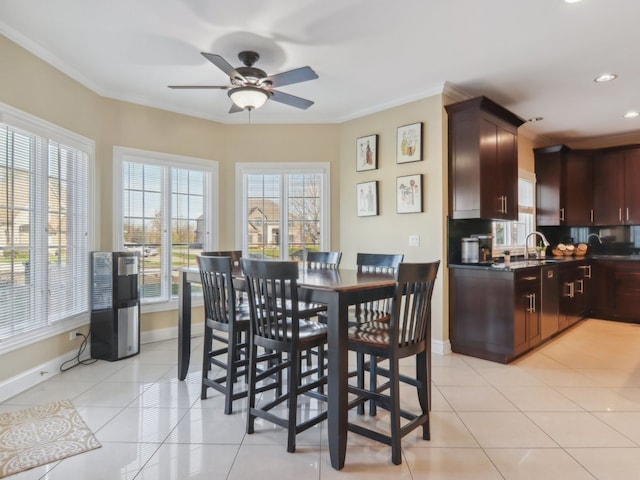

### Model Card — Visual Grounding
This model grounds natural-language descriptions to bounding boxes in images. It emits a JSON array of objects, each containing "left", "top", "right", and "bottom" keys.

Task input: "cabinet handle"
[
  {"left": 560, "top": 208, "right": 565, "bottom": 221},
  {"left": 521, "top": 276, "right": 538, "bottom": 281},
  {"left": 619, "top": 208, "right": 623, "bottom": 222},
  {"left": 627, "top": 207, "right": 630, "bottom": 221},
  {"left": 526, "top": 293, "right": 535, "bottom": 313},
  {"left": 590, "top": 209, "right": 594, "bottom": 223},
  {"left": 579, "top": 265, "right": 592, "bottom": 278},
  {"left": 564, "top": 281, "right": 575, "bottom": 298},
  {"left": 576, "top": 278, "right": 584, "bottom": 294},
  {"left": 531, "top": 293, "right": 536, "bottom": 313},
  {"left": 504, "top": 196, "right": 508, "bottom": 214}
]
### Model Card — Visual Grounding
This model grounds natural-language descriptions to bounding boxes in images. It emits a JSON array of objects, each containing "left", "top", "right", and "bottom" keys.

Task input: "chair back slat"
[
  {"left": 391, "top": 261, "right": 439, "bottom": 349},
  {"left": 356, "top": 253, "right": 404, "bottom": 315},
  {"left": 241, "top": 258, "right": 300, "bottom": 345},
  {"left": 306, "top": 251, "right": 342, "bottom": 269},
  {"left": 197, "top": 255, "right": 236, "bottom": 327}
]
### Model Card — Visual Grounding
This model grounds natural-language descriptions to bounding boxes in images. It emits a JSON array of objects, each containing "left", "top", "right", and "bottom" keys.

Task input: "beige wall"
[{"left": 338, "top": 95, "right": 448, "bottom": 344}]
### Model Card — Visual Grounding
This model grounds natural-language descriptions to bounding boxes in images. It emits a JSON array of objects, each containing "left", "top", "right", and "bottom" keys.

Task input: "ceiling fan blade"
[
  {"left": 201, "top": 52, "right": 246, "bottom": 83},
  {"left": 229, "top": 103, "right": 244, "bottom": 114},
  {"left": 168, "top": 85, "right": 230, "bottom": 89},
  {"left": 263, "top": 66, "right": 318, "bottom": 88},
  {"left": 269, "top": 90, "right": 314, "bottom": 110}
]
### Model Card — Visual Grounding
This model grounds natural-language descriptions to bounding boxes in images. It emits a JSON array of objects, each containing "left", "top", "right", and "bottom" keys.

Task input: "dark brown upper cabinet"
[
  {"left": 446, "top": 96, "right": 525, "bottom": 221},
  {"left": 534, "top": 145, "right": 593, "bottom": 226},
  {"left": 592, "top": 146, "right": 640, "bottom": 226}
]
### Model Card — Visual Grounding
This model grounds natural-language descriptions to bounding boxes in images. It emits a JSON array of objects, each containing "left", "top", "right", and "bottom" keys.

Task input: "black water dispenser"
[{"left": 90, "top": 251, "right": 140, "bottom": 361}]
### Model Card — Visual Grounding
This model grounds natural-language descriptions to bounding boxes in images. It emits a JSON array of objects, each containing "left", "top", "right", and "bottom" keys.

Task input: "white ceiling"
[{"left": 1, "top": 0, "right": 639, "bottom": 142}]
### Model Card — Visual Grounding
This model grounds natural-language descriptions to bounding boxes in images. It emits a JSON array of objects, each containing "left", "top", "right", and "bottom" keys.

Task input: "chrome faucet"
[
  {"left": 524, "top": 231, "right": 550, "bottom": 260},
  {"left": 587, "top": 233, "right": 603, "bottom": 244}
]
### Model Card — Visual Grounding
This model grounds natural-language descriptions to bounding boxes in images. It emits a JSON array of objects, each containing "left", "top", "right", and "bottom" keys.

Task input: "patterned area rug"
[{"left": 0, "top": 399, "right": 101, "bottom": 478}]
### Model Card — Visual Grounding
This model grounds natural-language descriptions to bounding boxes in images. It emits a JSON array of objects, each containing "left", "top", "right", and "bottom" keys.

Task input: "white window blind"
[
  {"left": 0, "top": 124, "right": 90, "bottom": 340},
  {"left": 493, "top": 171, "right": 536, "bottom": 255}
]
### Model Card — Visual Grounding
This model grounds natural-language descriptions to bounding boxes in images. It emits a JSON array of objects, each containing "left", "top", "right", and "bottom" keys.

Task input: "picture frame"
[
  {"left": 356, "top": 134, "right": 378, "bottom": 171},
  {"left": 396, "top": 122, "right": 422, "bottom": 163},
  {"left": 396, "top": 174, "right": 422, "bottom": 213},
  {"left": 356, "top": 181, "right": 378, "bottom": 216}
]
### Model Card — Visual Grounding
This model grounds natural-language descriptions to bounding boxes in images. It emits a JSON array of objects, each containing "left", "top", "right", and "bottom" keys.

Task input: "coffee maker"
[
  {"left": 474, "top": 234, "right": 493, "bottom": 263},
  {"left": 461, "top": 234, "right": 493, "bottom": 264}
]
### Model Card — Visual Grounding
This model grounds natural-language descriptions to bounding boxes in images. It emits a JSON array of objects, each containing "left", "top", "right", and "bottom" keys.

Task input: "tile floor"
[{"left": 2, "top": 318, "right": 640, "bottom": 479}]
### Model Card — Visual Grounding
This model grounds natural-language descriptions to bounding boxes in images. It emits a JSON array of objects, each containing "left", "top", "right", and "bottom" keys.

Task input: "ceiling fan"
[{"left": 169, "top": 51, "right": 318, "bottom": 113}]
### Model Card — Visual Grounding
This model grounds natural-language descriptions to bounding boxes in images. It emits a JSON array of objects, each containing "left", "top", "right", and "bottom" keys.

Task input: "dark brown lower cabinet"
[
  {"left": 449, "top": 267, "right": 541, "bottom": 363},
  {"left": 592, "top": 260, "right": 640, "bottom": 322},
  {"left": 558, "top": 260, "right": 590, "bottom": 330},
  {"left": 449, "top": 261, "right": 594, "bottom": 364}
]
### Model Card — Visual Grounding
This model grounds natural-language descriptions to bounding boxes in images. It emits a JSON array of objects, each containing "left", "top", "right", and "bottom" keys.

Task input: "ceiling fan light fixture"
[{"left": 228, "top": 86, "right": 269, "bottom": 110}]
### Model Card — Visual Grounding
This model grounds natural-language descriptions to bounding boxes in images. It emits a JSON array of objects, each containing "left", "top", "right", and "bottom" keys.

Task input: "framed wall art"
[
  {"left": 396, "top": 174, "right": 422, "bottom": 213},
  {"left": 396, "top": 122, "right": 422, "bottom": 163},
  {"left": 356, "top": 134, "right": 377, "bottom": 171},
  {"left": 356, "top": 180, "right": 378, "bottom": 216}
]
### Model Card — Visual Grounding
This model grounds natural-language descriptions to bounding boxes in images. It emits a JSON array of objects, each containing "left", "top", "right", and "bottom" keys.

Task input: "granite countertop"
[{"left": 450, "top": 253, "right": 640, "bottom": 271}]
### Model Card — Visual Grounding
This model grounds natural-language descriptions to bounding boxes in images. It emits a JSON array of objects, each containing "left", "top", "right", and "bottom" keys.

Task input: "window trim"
[
  {"left": 235, "top": 162, "right": 331, "bottom": 258},
  {"left": 113, "top": 147, "right": 219, "bottom": 311},
  {"left": 0, "top": 101, "right": 95, "bottom": 354}
]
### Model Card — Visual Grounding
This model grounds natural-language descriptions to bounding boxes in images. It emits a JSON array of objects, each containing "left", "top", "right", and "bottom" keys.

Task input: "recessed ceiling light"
[
  {"left": 528, "top": 117, "right": 544, "bottom": 123},
  {"left": 624, "top": 111, "right": 639, "bottom": 119},
  {"left": 594, "top": 73, "right": 617, "bottom": 83},
  {"left": 564, "top": 0, "right": 583, "bottom": 3}
]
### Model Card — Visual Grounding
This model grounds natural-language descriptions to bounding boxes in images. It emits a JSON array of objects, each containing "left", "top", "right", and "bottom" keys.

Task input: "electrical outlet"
[{"left": 68, "top": 331, "right": 78, "bottom": 341}]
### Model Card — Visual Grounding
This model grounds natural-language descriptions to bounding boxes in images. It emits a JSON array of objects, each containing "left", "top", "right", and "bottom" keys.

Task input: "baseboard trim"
[
  {"left": 432, "top": 338, "right": 452, "bottom": 356},
  {"left": 0, "top": 349, "right": 91, "bottom": 403},
  {"left": 139, "top": 322, "right": 204, "bottom": 345}
]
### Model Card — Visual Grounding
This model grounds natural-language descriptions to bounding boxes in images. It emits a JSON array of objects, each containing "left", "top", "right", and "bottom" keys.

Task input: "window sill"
[{"left": 141, "top": 296, "right": 203, "bottom": 314}]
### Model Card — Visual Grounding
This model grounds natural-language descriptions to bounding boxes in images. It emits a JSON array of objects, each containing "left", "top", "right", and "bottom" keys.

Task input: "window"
[
  {"left": 236, "top": 163, "right": 330, "bottom": 260},
  {"left": 0, "top": 105, "right": 93, "bottom": 341},
  {"left": 114, "top": 148, "right": 218, "bottom": 305},
  {"left": 493, "top": 170, "right": 536, "bottom": 255}
]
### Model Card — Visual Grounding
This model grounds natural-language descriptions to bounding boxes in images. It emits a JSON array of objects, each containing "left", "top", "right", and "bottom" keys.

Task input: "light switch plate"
[{"left": 409, "top": 234, "right": 420, "bottom": 247}]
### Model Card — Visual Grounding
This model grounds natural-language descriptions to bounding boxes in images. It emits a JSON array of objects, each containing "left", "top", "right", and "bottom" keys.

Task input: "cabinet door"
[
  {"left": 591, "top": 261, "right": 615, "bottom": 318},
  {"left": 535, "top": 150, "right": 562, "bottom": 226},
  {"left": 624, "top": 149, "right": 640, "bottom": 224},
  {"left": 614, "top": 262, "right": 640, "bottom": 321},
  {"left": 593, "top": 151, "right": 624, "bottom": 225},
  {"left": 563, "top": 151, "right": 593, "bottom": 225},
  {"left": 497, "top": 125, "right": 518, "bottom": 221},
  {"left": 515, "top": 272, "right": 541, "bottom": 353}
]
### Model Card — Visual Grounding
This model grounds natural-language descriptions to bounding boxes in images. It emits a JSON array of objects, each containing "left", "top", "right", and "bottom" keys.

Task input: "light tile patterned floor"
[{"left": 2, "top": 318, "right": 640, "bottom": 479}]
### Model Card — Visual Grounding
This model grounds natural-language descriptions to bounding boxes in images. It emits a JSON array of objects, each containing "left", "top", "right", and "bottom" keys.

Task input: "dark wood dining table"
[{"left": 177, "top": 265, "right": 396, "bottom": 470}]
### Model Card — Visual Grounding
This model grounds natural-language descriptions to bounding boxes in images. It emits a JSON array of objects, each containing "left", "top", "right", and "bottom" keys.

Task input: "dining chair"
[
  {"left": 241, "top": 258, "right": 328, "bottom": 453},
  {"left": 197, "top": 255, "right": 251, "bottom": 414},
  {"left": 353, "top": 252, "right": 403, "bottom": 414},
  {"left": 347, "top": 260, "right": 440, "bottom": 465},
  {"left": 306, "top": 251, "right": 342, "bottom": 269}
]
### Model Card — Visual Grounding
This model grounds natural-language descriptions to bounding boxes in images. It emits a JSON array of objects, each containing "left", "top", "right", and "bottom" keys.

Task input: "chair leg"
[
  {"left": 356, "top": 352, "right": 365, "bottom": 415},
  {"left": 287, "top": 350, "right": 300, "bottom": 453},
  {"left": 318, "top": 344, "right": 325, "bottom": 395},
  {"left": 416, "top": 351, "right": 430, "bottom": 440},
  {"left": 201, "top": 325, "right": 212, "bottom": 400},
  {"left": 369, "top": 354, "right": 378, "bottom": 416},
  {"left": 224, "top": 330, "right": 238, "bottom": 415},
  {"left": 389, "top": 358, "right": 402, "bottom": 465},
  {"left": 246, "top": 343, "right": 258, "bottom": 435}
]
